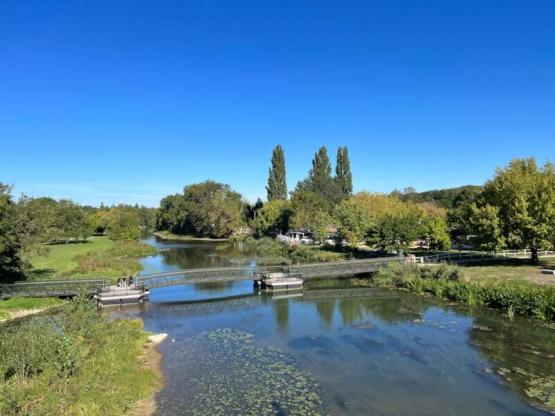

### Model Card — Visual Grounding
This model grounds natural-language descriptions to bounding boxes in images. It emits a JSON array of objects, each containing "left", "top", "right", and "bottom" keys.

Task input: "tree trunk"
[{"left": 531, "top": 247, "right": 539, "bottom": 264}]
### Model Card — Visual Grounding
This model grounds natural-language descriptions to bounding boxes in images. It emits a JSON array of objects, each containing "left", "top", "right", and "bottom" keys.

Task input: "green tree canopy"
[
  {"left": 252, "top": 200, "right": 292, "bottom": 237},
  {"left": 472, "top": 158, "right": 555, "bottom": 261},
  {"left": 290, "top": 191, "right": 333, "bottom": 242},
  {"left": 266, "top": 145, "right": 287, "bottom": 201},
  {"left": 294, "top": 146, "right": 335, "bottom": 209},
  {"left": 335, "top": 146, "right": 353, "bottom": 200},
  {"left": 104, "top": 206, "right": 142, "bottom": 241},
  {"left": 0, "top": 184, "right": 25, "bottom": 282},
  {"left": 157, "top": 181, "right": 245, "bottom": 238}
]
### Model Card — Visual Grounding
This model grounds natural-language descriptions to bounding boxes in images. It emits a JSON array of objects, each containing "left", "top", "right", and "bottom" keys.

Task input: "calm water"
[{"left": 113, "top": 235, "right": 555, "bottom": 415}]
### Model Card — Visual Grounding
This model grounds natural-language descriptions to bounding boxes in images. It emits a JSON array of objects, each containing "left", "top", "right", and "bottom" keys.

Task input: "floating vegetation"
[
  {"left": 494, "top": 367, "right": 555, "bottom": 412},
  {"left": 161, "top": 329, "right": 323, "bottom": 415}
]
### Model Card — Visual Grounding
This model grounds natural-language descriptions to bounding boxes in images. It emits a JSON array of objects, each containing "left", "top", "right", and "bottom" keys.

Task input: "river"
[{"left": 113, "top": 235, "right": 555, "bottom": 416}]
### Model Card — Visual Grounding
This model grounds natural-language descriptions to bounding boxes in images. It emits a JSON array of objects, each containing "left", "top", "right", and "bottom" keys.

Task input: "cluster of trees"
[
  {"left": 254, "top": 145, "right": 354, "bottom": 240},
  {"left": 0, "top": 185, "right": 156, "bottom": 282},
  {"left": 156, "top": 181, "right": 245, "bottom": 238},
  {"left": 446, "top": 158, "right": 555, "bottom": 262}
]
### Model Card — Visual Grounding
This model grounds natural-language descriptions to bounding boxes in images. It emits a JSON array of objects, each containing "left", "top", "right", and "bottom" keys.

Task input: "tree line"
[
  {"left": 157, "top": 148, "right": 555, "bottom": 263},
  {"left": 0, "top": 188, "right": 156, "bottom": 282},
  {"left": 2, "top": 150, "right": 554, "bottom": 283}
]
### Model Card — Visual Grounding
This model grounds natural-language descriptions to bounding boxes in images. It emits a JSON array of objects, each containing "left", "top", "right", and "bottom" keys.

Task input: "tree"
[
  {"left": 290, "top": 191, "right": 332, "bottom": 242},
  {"left": 369, "top": 206, "right": 425, "bottom": 253},
  {"left": 467, "top": 204, "right": 505, "bottom": 252},
  {"left": 87, "top": 210, "right": 112, "bottom": 235},
  {"left": 474, "top": 158, "right": 555, "bottom": 261},
  {"left": 49, "top": 200, "right": 88, "bottom": 243},
  {"left": 156, "top": 194, "right": 190, "bottom": 234},
  {"left": 334, "top": 193, "right": 405, "bottom": 246},
  {"left": 423, "top": 216, "right": 451, "bottom": 251},
  {"left": 294, "top": 146, "right": 335, "bottom": 208},
  {"left": 252, "top": 200, "right": 292, "bottom": 237},
  {"left": 0, "top": 184, "right": 25, "bottom": 282},
  {"left": 17, "top": 196, "right": 59, "bottom": 249},
  {"left": 335, "top": 146, "right": 353, "bottom": 200},
  {"left": 266, "top": 145, "right": 287, "bottom": 201},
  {"left": 105, "top": 207, "right": 142, "bottom": 241},
  {"left": 182, "top": 181, "right": 245, "bottom": 238}
]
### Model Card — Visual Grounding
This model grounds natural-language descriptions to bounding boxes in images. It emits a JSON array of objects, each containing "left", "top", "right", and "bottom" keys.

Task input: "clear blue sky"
[{"left": 1, "top": 0, "right": 554, "bottom": 206}]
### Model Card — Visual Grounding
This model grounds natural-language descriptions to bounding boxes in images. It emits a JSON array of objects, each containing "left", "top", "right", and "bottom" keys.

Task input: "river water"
[{"left": 114, "top": 235, "right": 555, "bottom": 416}]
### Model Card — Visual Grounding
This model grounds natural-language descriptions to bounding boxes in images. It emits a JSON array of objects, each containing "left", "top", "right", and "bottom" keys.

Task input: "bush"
[{"left": 0, "top": 296, "right": 159, "bottom": 415}]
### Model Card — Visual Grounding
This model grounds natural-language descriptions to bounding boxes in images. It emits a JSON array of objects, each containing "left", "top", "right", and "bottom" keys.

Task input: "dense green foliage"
[
  {"left": 157, "top": 181, "right": 245, "bottom": 238},
  {"left": 294, "top": 146, "right": 336, "bottom": 208},
  {"left": 476, "top": 159, "right": 555, "bottom": 261},
  {"left": 334, "top": 192, "right": 450, "bottom": 250},
  {"left": 0, "top": 297, "right": 159, "bottom": 415},
  {"left": 445, "top": 159, "right": 555, "bottom": 259},
  {"left": 266, "top": 145, "right": 288, "bottom": 201},
  {"left": 374, "top": 263, "right": 555, "bottom": 321},
  {"left": 0, "top": 184, "right": 25, "bottom": 282},
  {"left": 239, "top": 237, "right": 345, "bottom": 265},
  {"left": 251, "top": 200, "right": 292, "bottom": 237},
  {"left": 399, "top": 185, "right": 483, "bottom": 209}
]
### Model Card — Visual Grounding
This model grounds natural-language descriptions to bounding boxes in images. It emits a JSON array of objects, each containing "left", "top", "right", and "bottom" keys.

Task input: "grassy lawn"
[
  {"left": 458, "top": 257, "right": 555, "bottom": 286},
  {"left": 25, "top": 236, "right": 156, "bottom": 281},
  {"left": 0, "top": 297, "right": 66, "bottom": 321}
]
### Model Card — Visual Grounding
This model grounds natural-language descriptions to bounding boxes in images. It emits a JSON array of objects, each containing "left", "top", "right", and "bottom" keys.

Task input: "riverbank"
[
  {"left": 0, "top": 297, "right": 163, "bottom": 415},
  {"left": 0, "top": 297, "right": 66, "bottom": 322},
  {"left": 363, "top": 263, "right": 555, "bottom": 322},
  {"left": 25, "top": 236, "right": 157, "bottom": 282},
  {"left": 153, "top": 230, "right": 230, "bottom": 242}
]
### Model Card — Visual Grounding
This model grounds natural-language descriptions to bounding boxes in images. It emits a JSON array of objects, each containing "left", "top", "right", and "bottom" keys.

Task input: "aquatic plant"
[{"left": 161, "top": 328, "right": 323, "bottom": 415}]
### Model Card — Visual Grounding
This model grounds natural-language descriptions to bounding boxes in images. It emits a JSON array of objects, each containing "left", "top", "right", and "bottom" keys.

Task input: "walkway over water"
[
  {"left": 135, "top": 257, "right": 404, "bottom": 289},
  {"left": 0, "top": 257, "right": 404, "bottom": 300}
]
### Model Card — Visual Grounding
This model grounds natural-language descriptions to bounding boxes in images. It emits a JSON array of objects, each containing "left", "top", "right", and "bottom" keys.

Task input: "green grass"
[
  {"left": 0, "top": 297, "right": 65, "bottom": 312},
  {"left": 459, "top": 257, "right": 555, "bottom": 286},
  {"left": 0, "top": 297, "right": 66, "bottom": 322},
  {"left": 25, "top": 236, "right": 156, "bottom": 282},
  {"left": 0, "top": 297, "right": 160, "bottom": 415}
]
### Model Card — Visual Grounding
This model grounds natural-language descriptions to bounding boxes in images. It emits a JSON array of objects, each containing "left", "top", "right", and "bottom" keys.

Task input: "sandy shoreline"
[{"left": 133, "top": 333, "right": 167, "bottom": 416}]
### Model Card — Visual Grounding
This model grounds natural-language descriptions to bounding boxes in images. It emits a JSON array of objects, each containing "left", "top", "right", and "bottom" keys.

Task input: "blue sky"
[{"left": 1, "top": 0, "right": 554, "bottom": 206}]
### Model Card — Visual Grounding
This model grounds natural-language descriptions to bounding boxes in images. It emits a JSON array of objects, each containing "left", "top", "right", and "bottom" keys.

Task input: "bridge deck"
[{"left": 0, "top": 257, "right": 405, "bottom": 300}]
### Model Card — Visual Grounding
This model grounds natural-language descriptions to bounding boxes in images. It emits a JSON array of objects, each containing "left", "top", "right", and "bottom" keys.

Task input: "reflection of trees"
[
  {"left": 338, "top": 294, "right": 427, "bottom": 325},
  {"left": 193, "top": 281, "right": 235, "bottom": 293},
  {"left": 159, "top": 242, "right": 246, "bottom": 270},
  {"left": 469, "top": 311, "right": 555, "bottom": 411},
  {"left": 272, "top": 299, "right": 290, "bottom": 333},
  {"left": 315, "top": 301, "right": 336, "bottom": 327}
]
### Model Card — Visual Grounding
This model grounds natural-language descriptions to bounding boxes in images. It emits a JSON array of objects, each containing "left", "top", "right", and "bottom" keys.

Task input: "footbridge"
[
  {"left": 0, "top": 257, "right": 405, "bottom": 303},
  {"left": 134, "top": 257, "right": 403, "bottom": 289}
]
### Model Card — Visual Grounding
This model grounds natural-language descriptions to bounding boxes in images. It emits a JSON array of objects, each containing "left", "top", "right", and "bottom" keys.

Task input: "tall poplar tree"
[
  {"left": 295, "top": 146, "right": 335, "bottom": 204},
  {"left": 266, "top": 145, "right": 288, "bottom": 201},
  {"left": 335, "top": 146, "right": 353, "bottom": 198}
]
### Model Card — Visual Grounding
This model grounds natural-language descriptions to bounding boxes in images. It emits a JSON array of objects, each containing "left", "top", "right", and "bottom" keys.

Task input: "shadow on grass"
[
  {"left": 45, "top": 239, "right": 92, "bottom": 246},
  {"left": 26, "top": 268, "right": 56, "bottom": 280}
]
